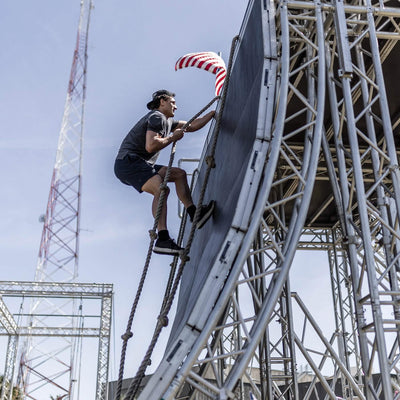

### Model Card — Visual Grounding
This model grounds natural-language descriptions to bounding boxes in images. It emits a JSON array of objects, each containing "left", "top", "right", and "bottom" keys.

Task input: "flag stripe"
[{"left": 175, "top": 51, "right": 226, "bottom": 95}]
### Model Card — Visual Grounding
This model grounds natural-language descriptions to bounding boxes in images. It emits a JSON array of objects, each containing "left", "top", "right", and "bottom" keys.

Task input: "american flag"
[{"left": 175, "top": 51, "right": 226, "bottom": 96}]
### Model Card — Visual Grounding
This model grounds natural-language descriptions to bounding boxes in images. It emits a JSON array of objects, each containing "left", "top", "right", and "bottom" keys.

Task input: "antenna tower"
[{"left": 18, "top": 1, "right": 93, "bottom": 398}]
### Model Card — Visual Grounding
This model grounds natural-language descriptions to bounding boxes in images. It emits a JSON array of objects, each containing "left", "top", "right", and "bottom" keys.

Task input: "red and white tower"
[{"left": 18, "top": 1, "right": 94, "bottom": 398}]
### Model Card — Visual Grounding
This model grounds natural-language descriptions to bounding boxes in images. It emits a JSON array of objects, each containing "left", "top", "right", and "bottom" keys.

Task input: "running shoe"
[
  {"left": 153, "top": 238, "right": 183, "bottom": 255},
  {"left": 195, "top": 200, "right": 215, "bottom": 229}
]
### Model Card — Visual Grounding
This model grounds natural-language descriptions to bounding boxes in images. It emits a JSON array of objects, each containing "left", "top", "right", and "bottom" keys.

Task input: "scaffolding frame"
[{"left": 0, "top": 281, "right": 112, "bottom": 400}]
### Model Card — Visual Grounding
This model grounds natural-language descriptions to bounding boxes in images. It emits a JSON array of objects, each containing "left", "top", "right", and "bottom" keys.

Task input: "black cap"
[{"left": 146, "top": 89, "right": 175, "bottom": 110}]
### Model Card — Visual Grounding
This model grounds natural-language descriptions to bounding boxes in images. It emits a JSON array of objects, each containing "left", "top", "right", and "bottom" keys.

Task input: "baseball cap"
[{"left": 146, "top": 89, "right": 175, "bottom": 110}]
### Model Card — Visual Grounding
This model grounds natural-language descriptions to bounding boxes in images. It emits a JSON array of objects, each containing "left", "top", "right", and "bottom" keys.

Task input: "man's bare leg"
[
  {"left": 158, "top": 166, "right": 193, "bottom": 209},
  {"left": 157, "top": 166, "right": 215, "bottom": 228},
  {"left": 141, "top": 174, "right": 169, "bottom": 232}
]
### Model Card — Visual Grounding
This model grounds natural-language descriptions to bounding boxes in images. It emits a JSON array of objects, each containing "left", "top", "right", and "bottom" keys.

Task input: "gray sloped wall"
[{"left": 167, "top": 0, "right": 265, "bottom": 350}]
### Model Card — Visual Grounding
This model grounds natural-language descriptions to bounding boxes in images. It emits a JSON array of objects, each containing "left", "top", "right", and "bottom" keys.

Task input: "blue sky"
[{"left": 0, "top": 1, "right": 334, "bottom": 398}]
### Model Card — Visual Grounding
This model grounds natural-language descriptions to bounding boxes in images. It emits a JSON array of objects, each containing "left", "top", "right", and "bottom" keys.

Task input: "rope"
[
  {"left": 114, "top": 96, "right": 220, "bottom": 400},
  {"left": 158, "top": 169, "right": 198, "bottom": 322},
  {"left": 121, "top": 35, "right": 240, "bottom": 400},
  {"left": 160, "top": 168, "right": 199, "bottom": 312}
]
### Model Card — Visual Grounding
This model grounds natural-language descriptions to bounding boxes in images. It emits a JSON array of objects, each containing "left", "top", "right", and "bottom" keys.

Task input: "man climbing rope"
[{"left": 114, "top": 89, "right": 215, "bottom": 256}]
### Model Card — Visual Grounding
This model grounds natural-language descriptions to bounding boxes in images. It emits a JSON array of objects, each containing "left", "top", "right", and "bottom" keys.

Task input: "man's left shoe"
[
  {"left": 196, "top": 200, "right": 215, "bottom": 229},
  {"left": 153, "top": 238, "right": 183, "bottom": 255}
]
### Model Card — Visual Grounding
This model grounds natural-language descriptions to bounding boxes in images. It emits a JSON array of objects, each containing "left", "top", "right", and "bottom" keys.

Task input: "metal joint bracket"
[
  {"left": 338, "top": 69, "right": 353, "bottom": 79},
  {"left": 355, "top": 310, "right": 367, "bottom": 326},
  {"left": 343, "top": 235, "right": 362, "bottom": 245},
  {"left": 264, "top": 55, "right": 278, "bottom": 61},
  {"left": 186, "top": 323, "right": 202, "bottom": 334},
  {"left": 376, "top": 199, "right": 385, "bottom": 207}
]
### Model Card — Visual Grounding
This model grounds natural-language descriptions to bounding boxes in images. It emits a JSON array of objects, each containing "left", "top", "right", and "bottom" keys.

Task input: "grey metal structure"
[
  {"left": 0, "top": 281, "right": 113, "bottom": 400},
  {"left": 135, "top": 0, "right": 400, "bottom": 398},
  {"left": 0, "top": 297, "right": 18, "bottom": 400}
]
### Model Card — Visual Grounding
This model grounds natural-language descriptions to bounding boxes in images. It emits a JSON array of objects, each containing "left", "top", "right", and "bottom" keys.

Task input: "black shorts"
[{"left": 114, "top": 155, "right": 163, "bottom": 193}]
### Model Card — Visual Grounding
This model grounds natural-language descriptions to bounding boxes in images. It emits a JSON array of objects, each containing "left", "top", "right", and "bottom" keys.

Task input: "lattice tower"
[{"left": 18, "top": 1, "right": 93, "bottom": 399}]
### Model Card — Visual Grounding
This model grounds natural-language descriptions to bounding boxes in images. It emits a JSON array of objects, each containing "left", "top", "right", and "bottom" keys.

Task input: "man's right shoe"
[
  {"left": 153, "top": 237, "right": 183, "bottom": 256},
  {"left": 196, "top": 200, "right": 215, "bottom": 229}
]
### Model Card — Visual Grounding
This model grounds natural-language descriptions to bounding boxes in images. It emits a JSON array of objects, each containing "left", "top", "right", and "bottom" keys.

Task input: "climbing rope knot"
[
  {"left": 149, "top": 229, "right": 157, "bottom": 240},
  {"left": 180, "top": 253, "right": 190, "bottom": 262},
  {"left": 158, "top": 314, "right": 169, "bottom": 327},
  {"left": 206, "top": 155, "right": 216, "bottom": 168},
  {"left": 121, "top": 331, "right": 133, "bottom": 341}
]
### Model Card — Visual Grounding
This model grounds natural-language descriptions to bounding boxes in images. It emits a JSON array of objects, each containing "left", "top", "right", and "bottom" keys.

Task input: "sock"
[
  {"left": 158, "top": 230, "right": 170, "bottom": 241},
  {"left": 187, "top": 205, "right": 196, "bottom": 221}
]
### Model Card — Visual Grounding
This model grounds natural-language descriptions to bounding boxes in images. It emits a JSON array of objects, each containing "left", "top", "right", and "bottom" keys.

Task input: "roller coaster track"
[{"left": 134, "top": 0, "right": 400, "bottom": 398}]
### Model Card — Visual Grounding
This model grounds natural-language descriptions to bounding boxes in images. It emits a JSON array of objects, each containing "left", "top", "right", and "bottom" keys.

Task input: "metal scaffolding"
[
  {"left": 0, "top": 282, "right": 112, "bottom": 400},
  {"left": 135, "top": 0, "right": 400, "bottom": 398}
]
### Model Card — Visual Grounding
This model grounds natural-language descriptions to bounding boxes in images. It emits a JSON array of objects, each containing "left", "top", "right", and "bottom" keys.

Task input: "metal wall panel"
[{"left": 167, "top": 1, "right": 264, "bottom": 349}]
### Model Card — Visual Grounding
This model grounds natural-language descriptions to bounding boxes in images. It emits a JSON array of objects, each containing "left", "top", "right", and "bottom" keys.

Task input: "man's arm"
[
  {"left": 175, "top": 110, "right": 215, "bottom": 132},
  {"left": 145, "top": 129, "right": 185, "bottom": 153}
]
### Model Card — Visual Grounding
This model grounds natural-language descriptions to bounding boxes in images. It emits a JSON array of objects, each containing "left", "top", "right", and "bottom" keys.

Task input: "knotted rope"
[
  {"left": 114, "top": 98, "right": 219, "bottom": 400},
  {"left": 120, "top": 35, "right": 239, "bottom": 400}
]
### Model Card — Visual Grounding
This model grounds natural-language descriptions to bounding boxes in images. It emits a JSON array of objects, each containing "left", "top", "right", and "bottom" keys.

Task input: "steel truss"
[
  {"left": 136, "top": 0, "right": 400, "bottom": 398},
  {"left": 0, "top": 281, "right": 112, "bottom": 400},
  {"left": 17, "top": 1, "right": 95, "bottom": 399}
]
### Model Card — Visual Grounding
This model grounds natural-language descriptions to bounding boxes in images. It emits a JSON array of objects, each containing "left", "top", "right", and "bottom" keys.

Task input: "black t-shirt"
[{"left": 116, "top": 110, "right": 179, "bottom": 164}]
